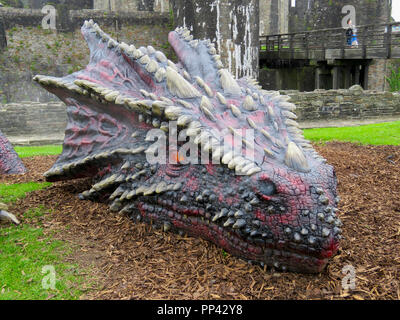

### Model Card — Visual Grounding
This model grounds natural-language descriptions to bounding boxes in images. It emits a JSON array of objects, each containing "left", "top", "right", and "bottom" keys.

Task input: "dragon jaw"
[{"left": 33, "top": 20, "right": 341, "bottom": 273}]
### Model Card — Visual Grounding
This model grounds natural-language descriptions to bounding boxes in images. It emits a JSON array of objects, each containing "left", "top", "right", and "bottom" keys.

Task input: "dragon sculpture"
[
  {"left": 0, "top": 130, "right": 24, "bottom": 224},
  {"left": 0, "top": 128, "right": 26, "bottom": 175},
  {"left": 33, "top": 20, "right": 342, "bottom": 273}
]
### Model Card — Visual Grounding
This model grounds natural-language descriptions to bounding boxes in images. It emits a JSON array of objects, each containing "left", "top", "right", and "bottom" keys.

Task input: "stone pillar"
[
  {"left": 170, "top": 0, "right": 260, "bottom": 79},
  {"left": 315, "top": 67, "right": 322, "bottom": 89},
  {"left": 354, "top": 65, "right": 360, "bottom": 85},
  {"left": 367, "top": 59, "right": 387, "bottom": 91},
  {"left": 138, "top": 0, "right": 155, "bottom": 11},
  {"left": 332, "top": 66, "right": 339, "bottom": 89},
  {"left": 344, "top": 68, "right": 351, "bottom": 88},
  {"left": 0, "top": 18, "right": 6, "bottom": 52},
  {"left": 93, "top": 0, "right": 111, "bottom": 10},
  {"left": 364, "top": 64, "right": 369, "bottom": 90}
]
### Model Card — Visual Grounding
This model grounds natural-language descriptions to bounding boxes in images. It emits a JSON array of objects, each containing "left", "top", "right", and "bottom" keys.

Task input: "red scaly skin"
[{"left": 33, "top": 21, "right": 342, "bottom": 273}]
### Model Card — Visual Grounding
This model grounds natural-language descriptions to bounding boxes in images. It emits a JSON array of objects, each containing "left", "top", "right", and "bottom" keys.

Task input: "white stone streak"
[
  {"left": 220, "top": 3, "right": 257, "bottom": 79},
  {"left": 242, "top": 4, "right": 255, "bottom": 78},
  {"left": 215, "top": 0, "right": 222, "bottom": 57}
]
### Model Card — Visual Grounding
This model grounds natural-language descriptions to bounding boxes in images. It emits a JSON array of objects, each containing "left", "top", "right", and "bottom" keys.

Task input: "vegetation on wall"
[
  {"left": 1, "top": 0, "right": 24, "bottom": 7},
  {"left": 0, "top": 22, "right": 175, "bottom": 103},
  {"left": 386, "top": 66, "right": 400, "bottom": 92}
]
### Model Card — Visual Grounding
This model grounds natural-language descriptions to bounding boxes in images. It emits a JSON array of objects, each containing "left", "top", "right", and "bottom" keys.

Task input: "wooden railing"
[{"left": 260, "top": 22, "right": 400, "bottom": 60}]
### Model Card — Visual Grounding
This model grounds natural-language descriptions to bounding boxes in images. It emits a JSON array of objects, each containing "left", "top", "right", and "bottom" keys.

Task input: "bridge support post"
[
  {"left": 332, "top": 66, "right": 339, "bottom": 89},
  {"left": 315, "top": 67, "right": 322, "bottom": 89},
  {"left": 0, "top": 17, "right": 6, "bottom": 52},
  {"left": 354, "top": 65, "right": 361, "bottom": 86},
  {"left": 344, "top": 68, "right": 351, "bottom": 89}
]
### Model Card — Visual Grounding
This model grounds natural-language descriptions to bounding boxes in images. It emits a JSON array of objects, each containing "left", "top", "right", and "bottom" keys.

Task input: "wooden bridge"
[
  {"left": 259, "top": 22, "right": 400, "bottom": 91},
  {"left": 260, "top": 22, "right": 400, "bottom": 62}
]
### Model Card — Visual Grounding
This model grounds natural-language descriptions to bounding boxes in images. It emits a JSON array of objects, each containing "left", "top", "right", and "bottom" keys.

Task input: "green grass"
[
  {"left": 0, "top": 182, "right": 52, "bottom": 204},
  {"left": 0, "top": 207, "right": 85, "bottom": 300},
  {"left": 304, "top": 121, "right": 400, "bottom": 146},
  {"left": 0, "top": 184, "right": 88, "bottom": 300},
  {"left": 14, "top": 145, "right": 62, "bottom": 158}
]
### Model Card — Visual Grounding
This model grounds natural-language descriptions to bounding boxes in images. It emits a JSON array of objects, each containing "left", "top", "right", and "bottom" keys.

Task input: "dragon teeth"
[
  {"left": 133, "top": 49, "right": 143, "bottom": 59},
  {"left": 165, "top": 106, "right": 184, "bottom": 120},
  {"left": 190, "top": 40, "right": 199, "bottom": 48},
  {"left": 155, "top": 67, "right": 166, "bottom": 82},
  {"left": 221, "top": 151, "right": 234, "bottom": 164},
  {"left": 155, "top": 51, "right": 167, "bottom": 63},
  {"left": 147, "top": 45, "right": 156, "bottom": 55},
  {"left": 146, "top": 60, "right": 159, "bottom": 73},
  {"left": 223, "top": 218, "right": 235, "bottom": 227},
  {"left": 104, "top": 91, "right": 119, "bottom": 102},
  {"left": 139, "top": 55, "right": 151, "bottom": 65},
  {"left": 246, "top": 167, "right": 261, "bottom": 176},
  {"left": 177, "top": 115, "right": 192, "bottom": 126}
]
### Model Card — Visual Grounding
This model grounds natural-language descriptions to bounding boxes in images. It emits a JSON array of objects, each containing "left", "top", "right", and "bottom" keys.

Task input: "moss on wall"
[{"left": 0, "top": 22, "right": 174, "bottom": 103}]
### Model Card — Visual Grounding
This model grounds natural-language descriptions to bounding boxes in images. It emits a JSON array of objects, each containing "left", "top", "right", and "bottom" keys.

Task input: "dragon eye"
[{"left": 259, "top": 180, "right": 277, "bottom": 196}]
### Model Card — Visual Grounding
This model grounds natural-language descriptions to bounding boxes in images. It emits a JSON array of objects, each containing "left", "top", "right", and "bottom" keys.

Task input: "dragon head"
[{"left": 34, "top": 21, "right": 341, "bottom": 273}]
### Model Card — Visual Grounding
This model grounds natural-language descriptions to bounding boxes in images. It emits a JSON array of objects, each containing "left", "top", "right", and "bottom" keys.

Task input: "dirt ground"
[{"left": 1, "top": 142, "right": 399, "bottom": 300}]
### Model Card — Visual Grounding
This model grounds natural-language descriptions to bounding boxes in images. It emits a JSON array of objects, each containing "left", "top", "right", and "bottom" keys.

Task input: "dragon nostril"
[{"left": 259, "top": 181, "right": 277, "bottom": 197}]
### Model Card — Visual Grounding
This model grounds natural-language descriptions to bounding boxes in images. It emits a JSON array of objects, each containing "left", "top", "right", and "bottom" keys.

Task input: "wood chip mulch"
[{"left": 1, "top": 142, "right": 399, "bottom": 300}]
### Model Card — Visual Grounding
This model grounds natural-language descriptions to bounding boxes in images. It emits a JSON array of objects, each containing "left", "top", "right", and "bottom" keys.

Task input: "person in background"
[{"left": 346, "top": 18, "right": 359, "bottom": 47}]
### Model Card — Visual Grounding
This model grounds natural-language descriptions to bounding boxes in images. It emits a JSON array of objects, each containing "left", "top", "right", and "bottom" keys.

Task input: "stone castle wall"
[
  {"left": 0, "top": 101, "right": 67, "bottom": 145},
  {"left": 0, "top": 6, "right": 169, "bottom": 30},
  {"left": 93, "top": 0, "right": 169, "bottom": 12},
  {"left": 282, "top": 86, "right": 400, "bottom": 128},
  {"left": 0, "top": 7, "right": 171, "bottom": 104},
  {"left": 288, "top": 0, "right": 391, "bottom": 33},
  {"left": 1, "top": 87, "right": 399, "bottom": 145},
  {"left": 259, "top": 0, "right": 288, "bottom": 36}
]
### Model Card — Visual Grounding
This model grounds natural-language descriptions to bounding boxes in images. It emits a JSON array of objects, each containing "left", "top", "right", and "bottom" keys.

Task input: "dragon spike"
[
  {"left": 155, "top": 67, "right": 166, "bottom": 82},
  {"left": 230, "top": 104, "right": 241, "bottom": 117},
  {"left": 183, "top": 70, "right": 191, "bottom": 81},
  {"left": 0, "top": 210, "right": 20, "bottom": 225},
  {"left": 200, "top": 96, "right": 214, "bottom": 111},
  {"left": 283, "top": 110, "right": 298, "bottom": 120},
  {"left": 155, "top": 51, "right": 167, "bottom": 63},
  {"left": 243, "top": 95, "right": 256, "bottom": 111},
  {"left": 166, "top": 67, "right": 201, "bottom": 98},
  {"left": 285, "top": 142, "right": 310, "bottom": 173},
  {"left": 218, "top": 69, "right": 241, "bottom": 95},
  {"left": 216, "top": 92, "right": 227, "bottom": 105},
  {"left": 280, "top": 102, "right": 297, "bottom": 111},
  {"left": 285, "top": 119, "right": 300, "bottom": 128}
]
